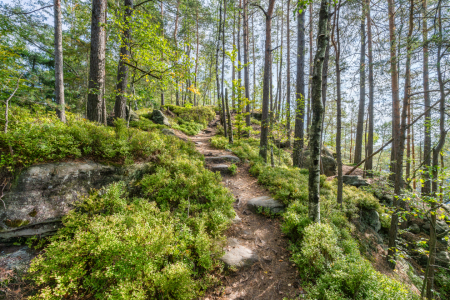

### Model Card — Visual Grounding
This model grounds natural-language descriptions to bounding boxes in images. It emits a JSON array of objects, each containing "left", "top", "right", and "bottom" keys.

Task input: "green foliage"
[
  {"left": 163, "top": 105, "right": 215, "bottom": 127},
  {"left": 250, "top": 117, "right": 261, "bottom": 126},
  {"left": 435, "top": 269, "right": 450, "bottom": 300},
  {"left": 172, "top": 119, "right": 204, "bottom": 136},
  {"left": 129, "top": 116, "right": 167, "bottom": 131},
  {"left": 210, "top": 136, "right": 229, "bottom": 149},
  {"left": 0, "top": 105, "right": 196, "bottom": 174},
  {"left": 228, "top": 164, "right": 237, "bottom": 176},
  {"left": 27, "top": 182, "right": 225, "bottom": 299}
]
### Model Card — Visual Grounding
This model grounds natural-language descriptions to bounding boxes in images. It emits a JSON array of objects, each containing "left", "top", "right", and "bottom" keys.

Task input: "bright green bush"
[
  {"left": 228, "top": 164, "right": 237, "bottom": 175},
  {"left": 210, "top": 136, "right": 229, "bottom": 149},
  {"left": 163, "top": 104, "right": 215, "bottom": 126},
  {"left": 0, "top": 105, "right": 197, "bottom": 174},
  {"left": 27, "top": 182, "right": 224, "bottom": 300},
  {"left": 172, "top": 119, "right": 204, "bottom": 136}
]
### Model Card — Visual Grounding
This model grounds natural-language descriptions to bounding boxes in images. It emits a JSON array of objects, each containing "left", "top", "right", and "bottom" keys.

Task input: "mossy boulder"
[{"left": 151, "top": 109, "right": 171, "bottom": 126}]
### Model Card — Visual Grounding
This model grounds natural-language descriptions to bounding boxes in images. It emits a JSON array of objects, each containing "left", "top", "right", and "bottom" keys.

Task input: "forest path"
[{"left": 175, "top": 119, "right": 303, "bottom": 300}]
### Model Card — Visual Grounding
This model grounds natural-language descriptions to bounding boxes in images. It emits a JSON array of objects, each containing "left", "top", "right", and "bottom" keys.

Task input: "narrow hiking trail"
[{"left": 175, "top": 119, "right": 303, "bottom": 300}]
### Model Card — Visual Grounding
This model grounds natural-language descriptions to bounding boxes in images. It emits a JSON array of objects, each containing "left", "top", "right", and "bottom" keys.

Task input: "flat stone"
[
  {"left": 247, "top": 196, "right": 285, "bottom": 214},
  {"left": 233, "top": 214, "right": 242, "bottom": 224},
  {"left": 343, "top": 175, "right": 369, "bottom": 188},
  {"left": 0, "top": 247, "right": 36, "bottom": 279},
  {"left": 209, "top": 164, "right": 230, "bottom": 174},
  {"left": 220, "top": 238, "right": 258, "bottom": 269},
  {"left": 204, "top": 155, "right": 240, "bottom": 164}
]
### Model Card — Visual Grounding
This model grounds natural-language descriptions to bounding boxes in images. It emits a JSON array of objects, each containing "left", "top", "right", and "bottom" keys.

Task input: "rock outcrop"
[
  {"left": 151, "top": 110, "right": 171, "bottom": 127},
  {"left": 298, "top": 146, "right": 337, "bottom": 176},
  {"left": 0, "top": 161, "right": 149, "bottom": 242},
  {"left": 342, "top": 175, "right": 369, "bottom": 188}
]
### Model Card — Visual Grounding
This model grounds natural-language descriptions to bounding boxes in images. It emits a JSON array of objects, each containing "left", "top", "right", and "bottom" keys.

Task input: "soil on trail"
[{"left": 174, "top": 121, "right": 303, "bottom": 300}]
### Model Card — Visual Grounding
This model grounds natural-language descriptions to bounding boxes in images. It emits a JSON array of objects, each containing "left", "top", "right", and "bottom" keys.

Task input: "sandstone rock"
[
  {"left": 220, "top": 238, "right": 258, "bottom": 269},
  {"left": 0, "top": 247, "right": 36, "bottom": 278},
  {"left": 247, "top": 196, "right": 285, "bottom": 214},
  {"left": 233, "top": 214, "right": 242, "bottom": 224},
  {"left": 161, "top": 128, "right": 176, "bottom": 136},
  {"left": 409, "top": 223, "right": 421, "bottom": 234},
  {"left": 342, "top": 175, "right": 369, "bottom": 188},
  {"left": 297, "top": 147, "right": 337, "bottom": 176},
  {"left": 204, "top": 155, "right": 240, "bottom": 164},
  {"left": 151, "top": 110, "right": 171, "bottom": 126},
  {"left": 422, "top": 218, "right": 449, "bottom": 236},
  {"left": 0, "top": 161, "right": 149, "bottom": 242},
  {"left": 361, "top": 209, "right": 381, "bottom": 232},
  {"left": 436, "top": 251, "right": 450, "bottom": 267},
  {"left": 208, "top": 164, "right": 231, "bottom": 175}
]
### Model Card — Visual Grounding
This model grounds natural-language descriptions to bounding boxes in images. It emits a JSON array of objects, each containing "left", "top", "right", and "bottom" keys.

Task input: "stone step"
[
  {"left": 219, "top": 238, "right": 259, "bottom": 269},
  {"left": 204, "top": 155, "right": 240, "bottom": 164},
  {"left": 247, "top": 196, "right": 285, "bottom": 214},
  {"left": 208, "top": 164, "right": 231, "bottom": 175}
]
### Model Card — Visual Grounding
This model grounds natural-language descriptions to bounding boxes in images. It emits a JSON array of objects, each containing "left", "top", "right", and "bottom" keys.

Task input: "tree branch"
[{"left": 250, "top": 3, "right": 268, "bottom": 18}]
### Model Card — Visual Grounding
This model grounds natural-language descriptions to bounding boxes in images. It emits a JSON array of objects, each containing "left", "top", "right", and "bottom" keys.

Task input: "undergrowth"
[
  {"left": 1, "top": 104, "right": 235, "bottom": 299},
  {"left": 163, "top": 104, "right": 215, "bottom": 135},
  {"left": 223, "top": 138, "right": 417, "bottom": 300}
]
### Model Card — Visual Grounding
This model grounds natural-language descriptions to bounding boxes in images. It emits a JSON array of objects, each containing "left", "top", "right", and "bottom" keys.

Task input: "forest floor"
[{"left": 174, "top": 119, "right": 304, "bottom": 300}]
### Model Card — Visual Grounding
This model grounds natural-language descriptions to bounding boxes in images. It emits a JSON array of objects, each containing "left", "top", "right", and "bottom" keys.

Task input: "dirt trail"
[{"left": 175, "top": 120, "right": 303, "bottom": 300}]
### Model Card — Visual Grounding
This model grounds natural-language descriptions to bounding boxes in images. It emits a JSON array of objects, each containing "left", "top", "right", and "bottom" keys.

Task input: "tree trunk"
[
  {"left": 293, "top": 8, "right": 305, "bottom": 167},
  {"left": 366, "top": 0, "right": 374, "bottom": 174},
  {"left": 277, "top": 2, "right": 283, "bottom": 120},
  {"left": 425, "top": 4, "right": 446, "bottom": 296},
  {"left": 258, "top": 0, "right": 276, "bottom": 161},
  {"left": 252, "top": 13, "right": 256, "bottom": 116},
  {"left": 243, "top": 0, "right": 251, "bottom": 130},
  {"left": 174, "top": 0, "right": 180, "bottom": 106},
  {"left": 160, "top": 1, "right": 165, "bottom": 107},
  {"left": 237, "top": 0, "right": 242, "bottom": 112},
  {"left": 87, "top": 0, "right": 107, "bottom": 122},
  {"left": 331, "top": 0, "right": 342, "bottom": 205},
  {"left": 54, "top": 0, "right": 66, "bottom": 123},
  {"left": 194, "top": 7, "right": 199, "bottom": 106},
  {"left": 114, "top": 0, "right": 133, "bottom": 120},
  {"left": 422, "top": 0, "right": 431, "bottom": 197},
  {"left": 307, "top": 3, "right": 313, "bottom": 131},
  {"left": 221, "top": 0, "right": 228, "bottom": 137},
  {"left": 309, "top": 0, "right": 330, "bottom": 222},
  {"left": 387, "top": 0, "right": 413, "bottom": 269},
  {"left": 354, "top": 4, "right": 366, "bottom": 164},
  {"left": 215, "top": 1, "right": 222, "bottom": 122},
  {"left": 226, "top": 88, "right": 234, "bottom": 143},
  {"left": 232, "top": 10, "right": 236, "bottom": 109},
  {"left": 286, "top": 0, "right": 291, "bottom": 147},
  {"left": 387, "top": 0, "right": 400, "bottom": 180}
]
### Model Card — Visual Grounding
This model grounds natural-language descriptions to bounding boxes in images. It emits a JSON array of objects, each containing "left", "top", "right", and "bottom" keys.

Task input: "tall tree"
[
  {"left": 365, "top": 0, "right": 374, "bottom": 174},
  {"left": 54, "top": 0, "right": 65, "bottom": 123},
  {"left": 285, "top": 0, "right": 291, "bottom": 147},
  {"left": 243, "top": 0, "right": 251, "bottom": 130},
  {"left": 422, "top": 0, "right": 431, "bottom": 196},
  {"left": 387, "top": 0, "right": 414, "bottom": 269},
  {"left": 309, "top": 0, "right": 330, "bottom": 222},
  {"left": 387, "top": 0, "right": 400, "bottom": 180},
  {"left": 293, "top": 4, "right": 305, "bottom": 167},
  {"left": 256, "top": 0, "right": 276, "bottom": 161},
  {"left": 221, "top": 0, "right": 228, "bottom": 137},
  {"left": 331, "top": 0, "right": 342, "bottom": 205},
  {"left": 87, "top": 0, "right": 107, "bottom": 122},
  {"left": 114, "top": 0, "right": 133, "bottom": 120},
  {"left": 354, "top": 3, "right": 366, "bottom": 164}
]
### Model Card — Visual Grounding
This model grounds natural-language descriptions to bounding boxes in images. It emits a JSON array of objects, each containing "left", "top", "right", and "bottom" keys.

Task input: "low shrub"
[
  {"left": 172, "top": 119, "right": 204, "bottom": 136},
  {"left": 210, "top": 136, "right": 228, "bottom": 149},
  {"left": 163, "top": 104, "right": 215, "bottom": 127},
  {"left": 228, "top": 164, "right": 237, "bottom": 175},
  {"left": 27, "top": 182, "right": 226, "bottom": 299}
]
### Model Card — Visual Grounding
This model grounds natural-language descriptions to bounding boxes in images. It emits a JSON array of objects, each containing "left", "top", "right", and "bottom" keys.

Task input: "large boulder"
[
  {"left": 247, "top": 196, "right": 285, "bottom": 214},
  {"left": 298, "top": 146, "right": 337, "bottom": 176},
  {"left": 0, "top": 161, "right": 149, "bottom": 242},
  {"left": 361, "top": 209, "right": 381, "bottom": 232},
  {"left": 422, "top": 218, "right": 449, "bottom": 236},
  {"left": 151, "top": 110, "right": 171, "bottom": 127},
  {"left": 436, "top": 251, "right": 450, "bottom": 267},
  {"left": 342, "top": 175, "right": 369, "bottom": 188},
  {"left": 220, "top": 238, "right": 258, "bottom": 269}
]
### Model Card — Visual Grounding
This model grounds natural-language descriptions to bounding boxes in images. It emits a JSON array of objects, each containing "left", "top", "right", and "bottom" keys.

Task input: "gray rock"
[
  {"left": 361, "top": 209, "right": 381, "bottom": 232},
  {"left": 0, "top": 161, "right": 150, "bottom": 242},
  {"left": 422, "top": 218, "right": 449, "bottom": 236},
  {"left": 342, "top": 175, "right": 369, "bottom": 188},
  {"left": 247, "top": 196, "right": 285, "bottom": 214},
  {"left": 161, "top": 128, "right": 176, "bottom": 136},
  {"left": 233, "top": 214, "right": 242, "bottom": 224},
  {"left": 297, "top": 148, "right": 337, "bottom": 176},
  {"left": 204, "top": 155, "right": 240, "bottom": 164},
  {"left": 126, "top": 107, "right": 140, "bottom": 122},
  {"left": 436, "top": 251, "right": 450, "bottom": 267},
  {"left": 209, "top": 164, "right": 231, "bottom": 175},
  {"left": 409, "top": 223, "right": 421, "bottom": 234},
  {"left": 220, "top": 238, "right": 258, "bottom": 269},
  {"left": 0, "top": 247, "right": 35, "bottom": 277},
  {"left": 151, "top": 110, "right": 171, "bottom": 126}
]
